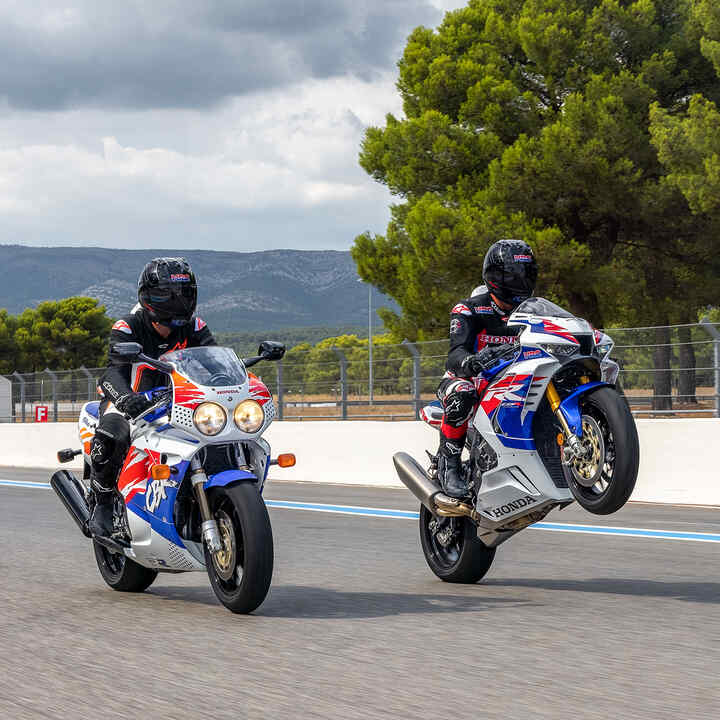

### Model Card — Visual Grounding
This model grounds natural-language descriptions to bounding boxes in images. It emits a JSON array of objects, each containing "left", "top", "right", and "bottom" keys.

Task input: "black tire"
[
  {"left": 568, "top": 386, "right": 639, "bottom": 515},
  {"left": 93, "top": 541, "right": 158, "bottom": 592},
  {"left": 419, "top": 505, "right": 495, "bottom": 583},
  {"left": 204, "top": 483, "right": 274, "bottom": 614}
]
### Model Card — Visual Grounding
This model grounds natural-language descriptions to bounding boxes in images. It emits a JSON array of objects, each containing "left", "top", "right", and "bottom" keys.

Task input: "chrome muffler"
[{"left": 392, "top": 452, "right": 479, "bottom": 522}]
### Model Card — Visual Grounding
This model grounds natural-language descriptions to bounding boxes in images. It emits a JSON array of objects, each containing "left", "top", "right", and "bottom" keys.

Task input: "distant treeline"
[{"left": 216, "top": 325, "right": 381, "bottom": 356}]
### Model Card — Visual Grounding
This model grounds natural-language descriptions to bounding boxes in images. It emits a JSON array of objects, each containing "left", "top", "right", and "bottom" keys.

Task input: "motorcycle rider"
[
  {"left": 88, "top": 257, "right": 216, "bottom": 537},
  {"left": 437, "top": 239, "right": 538, "bottom": 498}
]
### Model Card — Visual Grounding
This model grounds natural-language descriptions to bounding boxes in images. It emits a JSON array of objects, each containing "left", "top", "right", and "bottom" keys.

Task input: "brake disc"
[
  {"left": 212, "top": 510, "right": 237, "bottom": 581},
  {"left": 570, "top": 415, "right": 606, "bottom": 488}
]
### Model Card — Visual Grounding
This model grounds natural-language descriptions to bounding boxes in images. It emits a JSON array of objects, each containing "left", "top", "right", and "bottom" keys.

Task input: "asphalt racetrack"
[{"left": 1, "top": 467, "right": 719, "bottom": 719}]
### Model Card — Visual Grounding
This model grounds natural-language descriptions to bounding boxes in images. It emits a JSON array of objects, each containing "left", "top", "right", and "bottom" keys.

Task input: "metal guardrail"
[{"left": 1, "top": 321, "right": 719, "bottom": 422}]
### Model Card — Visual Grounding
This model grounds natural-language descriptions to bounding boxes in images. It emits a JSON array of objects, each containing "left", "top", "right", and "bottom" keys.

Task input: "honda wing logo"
[{"left": 480, "top": 374, "right": 532, "bottom": 417}]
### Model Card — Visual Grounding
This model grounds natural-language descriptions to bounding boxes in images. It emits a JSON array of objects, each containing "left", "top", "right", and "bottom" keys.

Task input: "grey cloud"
[{"left": 0, "top": 0, "right": 439, "bottom": 110}]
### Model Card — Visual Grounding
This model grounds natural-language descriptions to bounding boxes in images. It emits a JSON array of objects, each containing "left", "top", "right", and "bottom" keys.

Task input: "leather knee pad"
[
  {"left": 90, "top": 413, "right": 130, "bottom": 488},
  {"left": 441, "top": 381, "right": 478, "bottom": 427}
]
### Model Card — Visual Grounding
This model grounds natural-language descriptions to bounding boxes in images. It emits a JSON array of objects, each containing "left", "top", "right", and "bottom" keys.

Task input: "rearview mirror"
[
  {"left": 258, "top": 341, "right": 285, "bottom": 361},
  {"left": 110, "top": 341, "right": 143, "bottom": 359}
]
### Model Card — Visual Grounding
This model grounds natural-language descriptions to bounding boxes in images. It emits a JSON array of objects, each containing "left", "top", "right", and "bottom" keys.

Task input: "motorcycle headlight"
[
  {"left": 193, "top": 402, "right": 227, "bottom": 436},
  {"left": 234, "top": 399, "right": 264, "bottom": 433},
  {"left": 539, "top": 343, "right": 579, "bottom": 358}
]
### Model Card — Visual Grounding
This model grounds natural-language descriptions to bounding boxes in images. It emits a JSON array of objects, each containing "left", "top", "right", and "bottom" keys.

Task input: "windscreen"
[
  {"left": 161, "top": 346, "right": 247, "bottom": 387},
  {"left": 513, "top": 297, "right": 575, "bottom": 319}
]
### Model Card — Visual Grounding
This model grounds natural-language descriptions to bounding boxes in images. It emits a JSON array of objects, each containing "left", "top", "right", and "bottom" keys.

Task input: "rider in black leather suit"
[
  {"left": 88, "top": 257, "right": 216, "bottom": 537},
  {"left": 437, "top": 240, "right": 538, "bottom": 498}
]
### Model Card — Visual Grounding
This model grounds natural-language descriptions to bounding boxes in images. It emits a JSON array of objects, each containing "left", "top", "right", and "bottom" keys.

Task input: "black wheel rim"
[
  {"left": 211, "top": 496, "right": 245, "bottom": 594},
  {"left": 569, "top": 402, "right": 616, "bottom": 501},
  {"left": 424, "top": 513, "right": 463, "bottom": 569}
]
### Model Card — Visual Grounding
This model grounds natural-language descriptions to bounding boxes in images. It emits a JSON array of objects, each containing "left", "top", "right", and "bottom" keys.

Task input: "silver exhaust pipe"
[{"left": 392, "top": 452, "right": 479, "bottom": 522}]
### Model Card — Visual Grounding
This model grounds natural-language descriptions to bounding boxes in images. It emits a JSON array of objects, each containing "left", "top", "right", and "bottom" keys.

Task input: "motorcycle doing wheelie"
[
  {"left": 51, "top": 341, "right": 293, "bottom": 613},
  {"left": 394, "top": 297, "right": 639, "bottom": 583}
]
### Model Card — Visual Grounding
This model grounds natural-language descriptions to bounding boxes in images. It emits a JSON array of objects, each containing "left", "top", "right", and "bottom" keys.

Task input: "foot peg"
[
  {"left": 93, "top": 534, "right": 130, "bottom": 554},
  {"left": 58, "top": 448, "right": 82, "bottom": 463}
]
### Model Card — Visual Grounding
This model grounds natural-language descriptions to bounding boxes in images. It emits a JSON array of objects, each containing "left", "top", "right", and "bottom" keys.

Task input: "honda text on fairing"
[
  {"left": 51, "top": 340, "right": 291, "bottom": 613},
  {"left": 394, "top": 297, "right": 638, "bottom": 583}
]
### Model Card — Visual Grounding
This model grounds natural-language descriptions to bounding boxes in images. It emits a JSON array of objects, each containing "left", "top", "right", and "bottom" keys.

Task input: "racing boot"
[
  {"left": 87, "top": 432, "right": 117, "bottom": 537},
  {"left": 88, "top": 486, "right": 115, "bottom": 538},
  {"left": 438, "top": 440, "right": 468, "bottom": 499}
]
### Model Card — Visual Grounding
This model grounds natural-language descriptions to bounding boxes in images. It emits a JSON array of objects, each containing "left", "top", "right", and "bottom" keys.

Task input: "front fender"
[
  {"left": 558, "top": 382, "right": 608, "bottom": 436},
  {"left": 204, "top": 469, "right": 257, "bottom": 490}
]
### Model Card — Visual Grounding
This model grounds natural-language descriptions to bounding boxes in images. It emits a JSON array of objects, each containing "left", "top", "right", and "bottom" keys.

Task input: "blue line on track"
[
  {"left": 0, "top": 479, "right": 57, "bottom": 489},
  {"left": 2, "top": 479, "right": 720, "bottom": 543},
  {"left": 265, "top": 499, "right": 419, "bottom": 519}
]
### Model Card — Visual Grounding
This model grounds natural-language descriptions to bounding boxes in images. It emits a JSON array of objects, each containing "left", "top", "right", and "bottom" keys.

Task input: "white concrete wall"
[
  {"left": 0, "top": 376, "right": 11, "bottom": 423},
  {"left": 0, "top": 419, "right": 717, "bottom": 506}
]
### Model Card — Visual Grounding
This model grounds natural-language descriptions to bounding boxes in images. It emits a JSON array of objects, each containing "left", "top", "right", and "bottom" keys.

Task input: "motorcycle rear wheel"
[
  {"left": 204, "top": 483, "right": 274, "bottom": 614},
  {"left": 93, "top": 541, "right": 158, "bottom": 592},
  {"left": 567, "top": 386, "right": 639, "bottom": 515},
  {"left": 419, "top": 506, "right": 495, "bottom": 583}
]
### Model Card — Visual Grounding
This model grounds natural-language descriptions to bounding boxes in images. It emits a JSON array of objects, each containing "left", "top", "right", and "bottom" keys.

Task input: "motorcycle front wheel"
[
  {"left": 567, "top": 386, "right": 639, "bottom": 515},
  {"left": 204, "top": 483, "right": 274, "bottom": 614},
  {"left": 419, "top": 506, "right": 495, "bottom": 583}
]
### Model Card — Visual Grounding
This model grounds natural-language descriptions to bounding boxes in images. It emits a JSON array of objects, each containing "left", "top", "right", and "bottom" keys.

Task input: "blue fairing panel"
[
  {"left": 559, "top": 382, "right": 607, "bottom": 436},
  {"left": 126, "top": 460, "right": 190, "bottom": 548},
  {"left": 204, "top": 469, "right": 257, "bottom": 490}
]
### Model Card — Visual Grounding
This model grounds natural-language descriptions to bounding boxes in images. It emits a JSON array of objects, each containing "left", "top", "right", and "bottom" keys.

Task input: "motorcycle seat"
[
  {"left": 420, "top": 400, "right": 444, "bottom": 428},
  {"left": 85, "top": 401, "right": 100, "bottom": 419}
]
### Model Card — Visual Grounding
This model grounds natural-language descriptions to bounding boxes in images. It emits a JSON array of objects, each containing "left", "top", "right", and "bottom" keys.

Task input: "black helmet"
[
  {"left": 482, "top": 239, "right": 538, "bottom": 308},
  {"left": 138, "top": 257, "right": 198, "bottom": 327}
]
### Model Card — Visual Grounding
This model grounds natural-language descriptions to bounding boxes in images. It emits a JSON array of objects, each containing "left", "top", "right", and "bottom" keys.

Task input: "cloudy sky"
[{"left": 0, "top": 0, "right": 464, "bottom": 251}]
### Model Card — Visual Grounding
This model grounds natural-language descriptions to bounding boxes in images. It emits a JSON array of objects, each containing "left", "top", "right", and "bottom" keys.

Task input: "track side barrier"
[{"left": 0, "top": 420, "right": 717, "bottom": 506}]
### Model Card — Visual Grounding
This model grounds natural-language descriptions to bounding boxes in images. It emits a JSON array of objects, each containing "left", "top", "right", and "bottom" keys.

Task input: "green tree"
[
  {"left": 0, "top": 310, "right": 19, "bottom": 374},
  {"left": 11, "top": 297, "right": 112, "bottom": 372},
  {"left": 354, "top": 0, "right": 720, "bottom": 409}
]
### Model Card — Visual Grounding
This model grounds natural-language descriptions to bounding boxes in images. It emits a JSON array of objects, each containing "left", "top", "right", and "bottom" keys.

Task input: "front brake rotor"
[
  {"left": 570, "top": 415, "right": 606, "bottom": 488},
  {"left": 212, "top": 510, "right": 236, "bottom": 581}
]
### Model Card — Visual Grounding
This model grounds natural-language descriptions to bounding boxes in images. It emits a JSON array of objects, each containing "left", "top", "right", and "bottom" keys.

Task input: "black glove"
[
  {"left": 461, "top": 344, "right": 517, "bottom": 376},
  {"left": 115, "top": 392, "right": 153, "bottom": 419}
]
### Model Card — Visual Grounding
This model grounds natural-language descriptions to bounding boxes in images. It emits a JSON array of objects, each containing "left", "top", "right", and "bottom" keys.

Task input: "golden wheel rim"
[
  {"left": 212, "top": 510, "right": 237, "bottom": 581},
  {"left": 571, "top": 415, "right": 605, "bottom": 489}
]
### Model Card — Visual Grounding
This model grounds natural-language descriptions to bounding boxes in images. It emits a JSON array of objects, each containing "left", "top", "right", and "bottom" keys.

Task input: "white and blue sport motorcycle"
[
  {"left": 51, "top": 341, "right": 292, "bottom": 613},
  {"left": 394, "top": 297, "right": 639, "bottom": 583}
]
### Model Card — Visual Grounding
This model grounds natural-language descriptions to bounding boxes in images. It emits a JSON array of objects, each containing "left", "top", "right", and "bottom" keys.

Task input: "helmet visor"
[{"left": 146, "top": 284, "right": 197, "bottom": 325}]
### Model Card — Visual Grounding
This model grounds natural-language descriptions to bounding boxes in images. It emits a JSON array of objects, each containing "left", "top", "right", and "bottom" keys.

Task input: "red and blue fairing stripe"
[
  {"left": 514, "top": 319, "right": 579, "bottom": 344},
  {"left": 480, "top": 374, "right": 536, "bottom": 450}
]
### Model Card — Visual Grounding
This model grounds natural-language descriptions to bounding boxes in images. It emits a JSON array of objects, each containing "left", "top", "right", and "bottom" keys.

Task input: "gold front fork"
[{"left": 546, "top": 381, "right": 583, "bottom": 459}]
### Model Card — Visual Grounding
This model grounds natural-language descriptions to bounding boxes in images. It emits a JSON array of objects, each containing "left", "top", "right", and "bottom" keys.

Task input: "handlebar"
[
  {"left": 126, "top": 390, "right": 173, "bottom": 424},
  {"left": 136, "top": 352, "right": 174, "bottom": 374}
]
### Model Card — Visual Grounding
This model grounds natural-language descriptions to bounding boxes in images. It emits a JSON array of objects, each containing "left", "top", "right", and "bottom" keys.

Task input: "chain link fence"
[{"left": 1, "top": 322, "right": 718, "bottom": 422}]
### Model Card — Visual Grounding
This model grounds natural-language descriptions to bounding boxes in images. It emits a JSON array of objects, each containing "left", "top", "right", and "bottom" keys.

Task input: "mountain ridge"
[{"left": 0, "top": 245, "right": 391, "bottom": 332}]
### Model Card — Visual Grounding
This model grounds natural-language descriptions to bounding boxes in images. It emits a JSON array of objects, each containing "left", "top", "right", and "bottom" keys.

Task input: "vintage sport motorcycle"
[
  {"left": 394, "top": 297, "right": 639, "bottom": 583},
  {"left": 51, "top": 341, "right": 292, "bottom": 613}
]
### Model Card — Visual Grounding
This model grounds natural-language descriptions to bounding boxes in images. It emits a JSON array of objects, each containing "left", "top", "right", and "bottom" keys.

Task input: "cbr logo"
[
  {"left": 474, "top": 306, "right": 493, "bottom": 314},
  {"left": 170, "top": 273, "right": 190, "bottom": 281},
  {"left": 488, "top": 495, "right": 536, "bottom": 518},
  {"left": 514, "top": 254, "right": 533, "bottom": 262},
  {"left": 524, "top": 349, "right": 541, "bottom": 359},
  {"left": 146, "top": 476, "right": 179, "bottom": 512}
]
